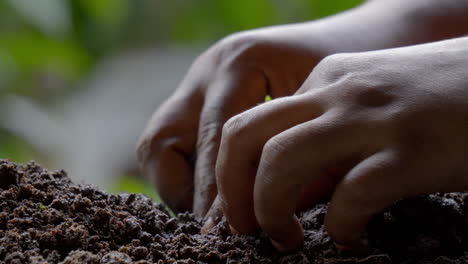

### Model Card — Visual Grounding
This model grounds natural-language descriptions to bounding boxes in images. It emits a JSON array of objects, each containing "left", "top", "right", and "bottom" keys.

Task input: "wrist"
[{"left": 300, "top": 0, "right": 468, "bottom": 56}]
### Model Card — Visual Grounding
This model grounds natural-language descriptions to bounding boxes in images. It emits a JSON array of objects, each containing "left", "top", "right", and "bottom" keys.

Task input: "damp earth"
[{"left": 1, "top": 160, "right": 467, "bottom": 263}]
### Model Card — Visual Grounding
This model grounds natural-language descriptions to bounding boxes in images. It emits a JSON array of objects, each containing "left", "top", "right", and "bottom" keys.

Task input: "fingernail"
[
  {"left": 201, "top": 217, "right": 214, "bottom": 234},
  {"left": 229, "top": 224, "right": 239, "bottom": 235}
]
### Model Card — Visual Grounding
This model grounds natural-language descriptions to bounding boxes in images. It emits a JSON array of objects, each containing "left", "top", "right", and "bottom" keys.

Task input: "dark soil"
[{"left": 1, "top": 160, "right": 468, "bottom": 264}]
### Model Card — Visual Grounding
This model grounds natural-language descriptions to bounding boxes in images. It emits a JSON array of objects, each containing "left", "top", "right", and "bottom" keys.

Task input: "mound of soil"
[{"left": 1, "top": 160, "right": 467, "bottom": 264}]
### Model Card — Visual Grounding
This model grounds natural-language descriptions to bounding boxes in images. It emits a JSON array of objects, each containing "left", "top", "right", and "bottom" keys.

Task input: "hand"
[
  {"left": 215, "top": 37, "right": 468, "bottom": 251},
  {"left": 137, "top": 23, "right": 330, "bottom": 217},
  {"left": 138, "top": 0, "right": 468, "bottom": 226}
]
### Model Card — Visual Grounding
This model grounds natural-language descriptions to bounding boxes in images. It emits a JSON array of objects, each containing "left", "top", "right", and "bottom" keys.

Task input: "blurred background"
[{"left": 0, "top": 0, "right": 363, "bottom": 199}]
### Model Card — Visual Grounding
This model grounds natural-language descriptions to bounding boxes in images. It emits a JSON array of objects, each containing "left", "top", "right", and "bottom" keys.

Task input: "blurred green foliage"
[
  {"left": 0, "top": 0, "right": 364, "bottom": 99},
  {"left": 0, "top": 0, "right": 363, "bottom": 194},
  {"left": 170, "top": 0, "right": 363, "bottom": 42},
  {"left": 109, "top": 175, "right": 160, "bottom": 202},
  {"left": 0, "top": 130, "right": 39, "bottom": 163}
]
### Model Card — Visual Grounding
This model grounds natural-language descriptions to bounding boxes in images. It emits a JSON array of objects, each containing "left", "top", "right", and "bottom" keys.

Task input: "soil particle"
[{"left": 1, "top": 160, "right": 467, "bottom": 263}]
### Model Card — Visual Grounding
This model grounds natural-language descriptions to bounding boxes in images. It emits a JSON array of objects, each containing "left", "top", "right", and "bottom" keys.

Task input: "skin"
[
  {"left": 217, "top": 38, "right": 468, "bottom": 251},
  {"left": 137, "top": 0, "right": 468, "bottom": 252}
]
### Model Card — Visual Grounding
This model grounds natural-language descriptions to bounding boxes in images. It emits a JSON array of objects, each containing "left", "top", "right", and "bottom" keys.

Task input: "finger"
[
  {"left": 137, "top": 90, "right": 202, "bottom": 213},
  {"left": 200, "top": 195, "right": 224, "bottom": 234},
  {"left": 206, "top": 156, "right": 348, "bottom": 235},
  {"left": 325, "top": 149, "right": 409, "bottom": 248},
  {"left": 253, "top": 112, "right": 370, "bottom": 252},
  {"left": 216, "top": 95, "right": 324, "bottom": 234},
  {"left": 296, "top": 163, "right": 355, "bottom": 212},
  {"left": 193, "top": 68, "right": 268, "bottom": 217}
]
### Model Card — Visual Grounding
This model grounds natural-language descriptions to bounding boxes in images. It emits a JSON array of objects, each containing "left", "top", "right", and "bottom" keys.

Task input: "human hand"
[
  {"left": 137, "top": 23, "right": 331, "bottom": 217},
  {"left": 215, "top": 37, "right": 468, "bottom": 251},
  {"left": 137, "top": 0, "right": 468, "bottom": 221}
]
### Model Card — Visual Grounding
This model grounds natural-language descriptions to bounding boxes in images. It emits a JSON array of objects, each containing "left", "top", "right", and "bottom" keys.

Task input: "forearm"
[{"left": 289, "top": 0, "right": 468, "bottom": 55}]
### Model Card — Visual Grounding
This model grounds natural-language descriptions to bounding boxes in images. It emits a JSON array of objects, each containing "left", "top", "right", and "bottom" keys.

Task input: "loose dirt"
[{"left": 1, "top": 160, "right": 467, "bottom": 263}]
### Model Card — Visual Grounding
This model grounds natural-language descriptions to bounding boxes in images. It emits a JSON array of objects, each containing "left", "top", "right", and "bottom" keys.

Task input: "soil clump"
[{"left": 1, "top": 160, "right": 467, "bottom": 263}]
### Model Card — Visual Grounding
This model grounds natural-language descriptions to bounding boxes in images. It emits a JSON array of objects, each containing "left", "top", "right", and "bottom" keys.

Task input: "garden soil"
[{"left": 1, "top": 160, "right": 467, "bottom": 263}]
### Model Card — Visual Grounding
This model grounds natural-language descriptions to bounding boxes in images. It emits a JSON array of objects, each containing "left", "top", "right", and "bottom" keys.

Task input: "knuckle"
[
  {"left": 137, "top": 101, "right": 183, "bottom": 165},
  {"left": 261, "top": 136, "right": 290, "bottom": 171},
  {"left": 136, "top": 138, "right": 152, "bottom": 166},
  {"left": 320, "top": 53, "right": 348, "bottom": 65},
  {"left": 312, "top": 53, "right": 376, "bottom": 96},
  {"left": 213, "top": 31, "right": 266, "bottom": 68},
  {"left": 221, "top": 114, "right": 251, "bottom": 146},
  {"left": 314, "top": 53, "right": 350, "bottom": 80},
  {"left": 314, "top": 55, "right": 398, "bottom": 114},
  {"left": 136, "top": 124, "right": 178, "bottom": 165}
]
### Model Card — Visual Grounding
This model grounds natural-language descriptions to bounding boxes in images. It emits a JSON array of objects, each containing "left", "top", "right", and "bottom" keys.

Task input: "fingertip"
[
  {"left": 229, "top": 224, "right": 239, "bottom": 235},
  {"left": 266, "top": 216, "right": 304, "bottom": 253},
  {"left": 324, "top": 211, "right": 365, "bottom": 250},
  {"left": 200, "top": 195, "right": 224, "bottom": 234},
  {"left": 326, "top": 207, "right": 369, "bottom": 252},
  {"left": 201, "top": 217, "right": 215, "bottom": 234},
  {"left": 270, "top": 239, "right": 289, "bottom": 253}
]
